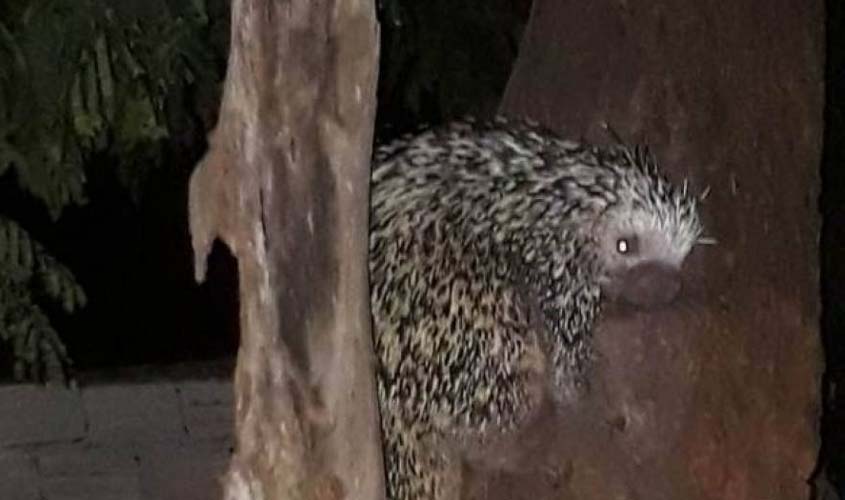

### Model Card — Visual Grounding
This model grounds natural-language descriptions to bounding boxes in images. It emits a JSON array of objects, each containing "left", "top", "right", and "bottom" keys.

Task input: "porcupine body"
[{"left": 368, "top": 116, "right": 704, "bottom": 500}]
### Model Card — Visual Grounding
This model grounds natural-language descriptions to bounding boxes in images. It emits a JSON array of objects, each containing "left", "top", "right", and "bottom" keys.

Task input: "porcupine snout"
[{"left": 605, "top": 261, "right": 682, "bottom": 307}]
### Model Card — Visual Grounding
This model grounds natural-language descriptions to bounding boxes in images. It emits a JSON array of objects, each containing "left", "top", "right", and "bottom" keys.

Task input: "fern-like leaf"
[{"left": 0, "top": 216, "right": 83, "bottom": 382}]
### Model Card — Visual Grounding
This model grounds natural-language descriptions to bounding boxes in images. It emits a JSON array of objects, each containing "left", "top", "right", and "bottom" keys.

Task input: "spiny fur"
[{"left": 369, "top": 116, "right": 704, "bottom": 500}]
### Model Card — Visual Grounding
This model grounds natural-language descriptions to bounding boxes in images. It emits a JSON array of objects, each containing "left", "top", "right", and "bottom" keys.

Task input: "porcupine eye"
[{"left": 616, "top": 236, "right": 638, "bottom": 256}]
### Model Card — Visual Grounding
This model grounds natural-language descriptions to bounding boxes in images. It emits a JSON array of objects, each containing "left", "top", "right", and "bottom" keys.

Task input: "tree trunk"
[
  {"left": 471, "top": 2, "right": 823, "bottom": 500},
  {"left": 187, "top": 1, "right": 383, "bottom": 499}
]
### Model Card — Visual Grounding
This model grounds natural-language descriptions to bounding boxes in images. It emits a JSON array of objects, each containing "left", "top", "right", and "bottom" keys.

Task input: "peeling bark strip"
[
  {"left": 475, "top": 1, "right": 823, "bottom": 500},
  {"left": 188, "top": 1, "right": 383, "bottom": 499}
]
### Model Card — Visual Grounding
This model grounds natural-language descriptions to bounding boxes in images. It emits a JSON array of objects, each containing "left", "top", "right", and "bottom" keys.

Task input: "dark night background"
[
  {"left": 0, "top": 0, "right": 531, "bottom": 371},
  {"left": 0, "top": 0, "right": 841, "bottom": 495},
  {"left": 821, "top": 0, "right": 845, "bottom": 491}
]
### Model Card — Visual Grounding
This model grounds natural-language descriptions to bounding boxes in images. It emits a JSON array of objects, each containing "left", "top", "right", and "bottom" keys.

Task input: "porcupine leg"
[
  {"left": 421, "top": 244, "right": 550, "bottom": 477},
  {"left": 374, "top": 234, "right": 550, "bottom": 498},
  {"left": 437, "top": 332, "right": 548, "bottom": 473},
  {"left": 378, "top": 331, "right": 546, "bottom": 500},
  {"left": 380, "top": 397, "right": 464, "bottom": 500}
]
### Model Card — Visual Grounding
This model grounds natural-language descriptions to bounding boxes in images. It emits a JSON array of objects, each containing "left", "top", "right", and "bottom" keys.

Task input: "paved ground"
[{"left": 0, "top": 373, "right": 233, "bottom": 500}]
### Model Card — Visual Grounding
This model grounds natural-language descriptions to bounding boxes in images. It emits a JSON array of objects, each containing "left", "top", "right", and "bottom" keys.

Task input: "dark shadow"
[{"left": 817, "top": 0, "right": 844, "bottom": 495}]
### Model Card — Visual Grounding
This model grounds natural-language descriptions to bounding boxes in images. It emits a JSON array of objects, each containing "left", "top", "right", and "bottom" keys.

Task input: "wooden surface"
[
  {"left": 473, "top": 1, "right": 825, "bottom": 499},
  {"left": 188, "top": 1, "right": 383, "bottom": 499}
]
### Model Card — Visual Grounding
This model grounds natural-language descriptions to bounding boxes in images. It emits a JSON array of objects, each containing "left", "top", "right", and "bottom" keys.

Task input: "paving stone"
[
  {"left": 83, "top": 384, "right": 185, "bottom": 445},
  {"left": 36, "top": 443, "right": 139, "bottom": 477},
  {"left": 42, "top": 473, "right": 142, "bottom": 500},
  {"left": 0, "top": 452, "right": 39, "bottom": 500},
  {"left": 0, "top": 375, "right": 238, "bottom": 500},
  {"left": 138, "top": 442, "right": 232, "bottom": 500},
  {"left": 178, "top": 380, "right": 234, "bottom": 441},
  {"left": 0, "top": 385, "right": 85, "bottom": 446}
]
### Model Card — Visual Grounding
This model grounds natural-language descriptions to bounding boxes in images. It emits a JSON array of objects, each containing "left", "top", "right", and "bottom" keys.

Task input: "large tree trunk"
[
  {"left": 187, "top": 1, "right": 383, "bottom": 499},
  {"left": 473, "top": 2, "right": 823, "bottom": 500}
]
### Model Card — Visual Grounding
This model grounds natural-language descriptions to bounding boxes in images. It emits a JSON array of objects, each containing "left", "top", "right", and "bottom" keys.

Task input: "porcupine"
[{"left": 368, "top": 116, "right": 706, "bottom": 500}]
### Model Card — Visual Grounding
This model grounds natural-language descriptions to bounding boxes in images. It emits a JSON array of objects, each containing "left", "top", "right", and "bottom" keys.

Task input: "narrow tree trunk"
[
  {"left": 188, "top": 1, "right": 383, "bottom": 499},
  {"left": 472, "top": 2, "right": 823, "bottom": 500}
]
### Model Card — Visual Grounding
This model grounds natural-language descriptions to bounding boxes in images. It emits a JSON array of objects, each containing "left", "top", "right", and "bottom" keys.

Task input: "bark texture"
[
  {"left": 187, "top": 1, "right": 383, "bottom": 499},
  {"left": 468, "top": 2, "right": 824, "bottom": 500}
]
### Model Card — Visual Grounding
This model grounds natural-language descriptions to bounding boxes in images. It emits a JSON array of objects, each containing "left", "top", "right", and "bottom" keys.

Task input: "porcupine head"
[
  {"left": 523, "top": 145, "right": 705, "bottom": 409},
  {"left": 583, "top": 148, "right": 704, "bottom": 308}
]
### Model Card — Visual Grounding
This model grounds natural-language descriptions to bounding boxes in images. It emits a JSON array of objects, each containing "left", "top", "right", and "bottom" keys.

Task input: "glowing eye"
[
  {"left": 616, "top": 238, "right": 630, "bottom": 254},
  {"left": 616, "top": 236, "right": 639, "bottom": 255}
]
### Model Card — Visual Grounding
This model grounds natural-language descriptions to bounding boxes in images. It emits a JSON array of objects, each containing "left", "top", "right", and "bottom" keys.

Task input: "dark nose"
[{"left": 619, "top": 262, "right": 682, "bottom": 307}]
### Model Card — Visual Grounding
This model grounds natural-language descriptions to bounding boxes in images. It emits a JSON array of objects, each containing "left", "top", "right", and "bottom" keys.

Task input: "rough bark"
[
  {"left": 187, "top": 1, "right": 383, "bottom": 499},
  {"left": 468, "top": 2, "right": 824, "bottom": 500}
]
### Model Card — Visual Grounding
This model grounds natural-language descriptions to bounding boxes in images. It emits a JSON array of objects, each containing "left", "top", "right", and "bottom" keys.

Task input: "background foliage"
[
  {"left": 375, "top": 0, "right": 531, "bottom": 140},
  {"left": 0, "top": 0, "right": 229, "bottom": 381},
  {"left": 0, "top": 0, "right": 529, "bottom": 382}
]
